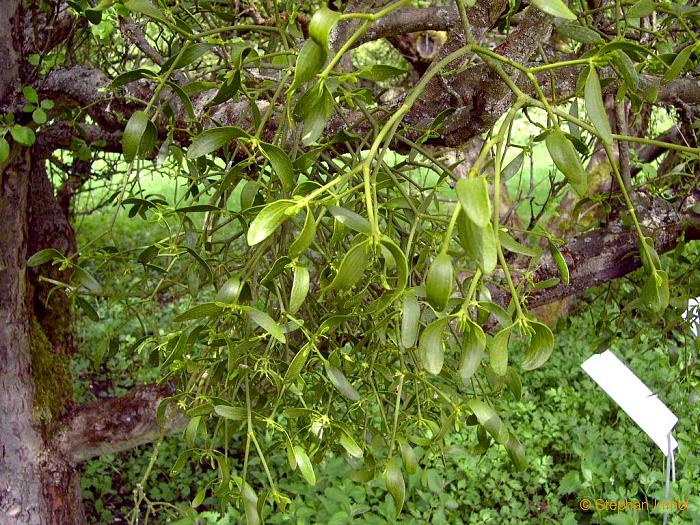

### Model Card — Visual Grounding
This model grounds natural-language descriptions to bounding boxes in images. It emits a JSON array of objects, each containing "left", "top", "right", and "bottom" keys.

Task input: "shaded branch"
[{"left": 52, "top": 382, "right": 187, "bottom": 464}]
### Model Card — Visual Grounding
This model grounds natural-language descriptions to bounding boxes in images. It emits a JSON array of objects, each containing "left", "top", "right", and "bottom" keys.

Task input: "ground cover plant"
[{"left": 2, "top": 0, "right": 700, "bottom": 523}]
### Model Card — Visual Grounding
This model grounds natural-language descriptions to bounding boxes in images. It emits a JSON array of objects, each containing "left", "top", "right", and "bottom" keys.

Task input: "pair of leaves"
[{"left": 455, "top": 176, "right": 497, "bottom": 273}]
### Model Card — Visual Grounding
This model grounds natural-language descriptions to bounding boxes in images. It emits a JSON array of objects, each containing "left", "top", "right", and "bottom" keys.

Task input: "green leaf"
[
  {"left": 32, "top": 108, "right": 47, "bottom": 125},
  {"left": 208, "top": 70, "right": 242, "bottom": 107},
  {"left": 639, "top": 236, "right": 661, "bottom": 274},
  {"left": 214, "top": 405, "right": 247, "bottom": 420},
  {"left": 499, "top": 230, "right": 539, "bottom": 257},
  {"left": 122, "top": 111, "right": 149, "bottom": 161},
  {"left": 530, "top": 0, "right": 577, "bottom": 20},
  {"left": 612, "top": 50, "right": 640, "bottom": 90},
  {"left": 238, "top": 479, "right": 260, "bottom": 525},
  {"left": 260, "top": 142, "right": 294, "bottom": 192},
  {"left": 456, "top": 177, "right": 492, "bottom": 228},
  {"left": 545, "top": 130, "right": 585, "bottom": 185},
  {"left": 293, "top": 446, "right": 316, "bottom": 485},
  {"left": 384, "top": 458, "right": 405, "bottom": 515},
  {"left": 124, "top": 0, "right": 169, "bottom": 24},
  {"left": 22, "top": 86, "right": 38, "bottom": 104},
  {"left": 0, "top": 137, "right": 10, "bottom": 163},
  {"left": 216, "top": 276, "right": 242, "bottom": 304},
  {"left": 506, "top": 435, "right": 528, "bottom": 471},
  {"left": 425, "top": 253, "right": 454, "bottom": 312},
  {"left": 459, "top": 321, "right": 486, "bottom": 382},
  {"left": 328, "top": 206, "right": 372, "bottom": 235},
  {"left": 76, "top": 297, "right": 100, "bottom": 322},
  {"left": 398, "top": 438, "right": 418, "bottom": 475},
  {"left": 283, "top": 344, "right": 311, "bottom": 383},
  {"left": 170, "top": 43, "right": 210, "bottom": 70},
  {"left": 174, "top": 302, "right": 222, "bottom": 322},
  {"left": 584, "top": 68, "right": 613, "bottom": 145},
  {"left": 325, "top": 238, "right": 370, "bottom": 291},
  {"left": 663, "top": 44, "right": 695, "bottom": 83},
  {"left": 289, "top": 265, "right": 309, "bottom": 314},
  {"left": 490, "top": 325, "right": 512, "bottom": 376},
  {"left": 457, "top": 212, "right": 497, "bottom": 274},
  {"left": 419, "top": 318, "right": 449, "bottom": 375},
  {"left": 548, "top": 240, "right": 570, "bottom": 285},
  {"left": 247, "top": 199, "right": 298, "bottom": 246},
  {"left": 468, "top": 399, "right": 509, "bottom": 444},
  {"left": 357, "top": 64, "right": 407, "bottom": 82},
  {"left": 27, "top": 248, "right": 63, "bottom": 267},
  {"left": 288, "top": 209, "right": 316, "bottom": 258},
  {"left": 522, "top": 321, "right": 555, "bottom": 370},
  {"left": 292, "top": 39, "right": 326, "bottom": 90},
  {"left": 187, "top": 126, "right": 249, "bottom": 159},
  {"left": 339, "top": 431, "right": 363, "bottom": 458},
  {"left": 72, "top": 266, "right": 103, "bottom": 294},
  {"left": 627, "top": 0, "right": 654, "bottom": 18},
  {"left": 309, "top": 6, "right": 340, "bottom": 50},
  {"left": 10, "top": 125, "right": 35, "bottom": 146},
  {"left": 400, "top": 291, "right": 420, "bottom": 348},
  {"left": 247, "top": 307, "right": 286, "bottom": 343},
  {"left": 556, "top": 23, "right": 603, "bottom": 44},
  {"left": 641, "top": 269, "right": 669, "bottom": 312},
  {"left": 325, "top": 363, "right": 361, "bottom": 401}
]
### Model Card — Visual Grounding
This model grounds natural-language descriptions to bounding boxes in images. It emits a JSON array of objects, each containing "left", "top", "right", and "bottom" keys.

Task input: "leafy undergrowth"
[{"left": 77, "top": 279, "right": 700, "bottom": 524}]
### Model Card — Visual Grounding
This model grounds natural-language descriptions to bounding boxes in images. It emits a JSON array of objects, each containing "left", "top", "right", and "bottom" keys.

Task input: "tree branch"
[
  {"left": 526, "top": 193, "right": 700, "bottom": 308},
  {"left": 52, "top": 382, "right": 187, "bottom": 464}
]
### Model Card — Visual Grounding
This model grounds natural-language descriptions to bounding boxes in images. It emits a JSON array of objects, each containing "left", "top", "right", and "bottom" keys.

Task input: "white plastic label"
[{"left": 581, "top": 350, "right": 678, "bottom": 455}]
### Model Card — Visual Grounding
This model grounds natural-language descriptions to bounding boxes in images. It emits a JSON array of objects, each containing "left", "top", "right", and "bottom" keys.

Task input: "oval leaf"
[
  {"left": 122, "top": 110, "right": 149, "bottom": 162},
  {"left": 584, "top": 68, "right": 613, "bottom": 145},
  {"left": 260, "top": 142, "right": 294, "bottom": 192},
  {"left": 384, "top": 458, "right": 405, "bottom": 515},
  {"left": 456, "top": 177, "right": 492, "bottom": 228},
  {"left": 289, "top": 208, "right": 317, "bottom": 258},
  {"left": 326, "top": 238, "right": 370, "bottom": 291},
  {"left": 419, "top": 318, "right": 449, "bottom": 375},
  {"left": 531, "top": 0, "right": 577, "bottom": 20},
  {"left": 400, "top": 291, "right": 421, "bottom": 348},
  {"left": 188, "top": 126, "right": 249, "bottom": 159},
  {"left": 325, "top": 363, "right": 361, "bottom": 401},
  {"left": 293, "top": 445, "right": 316, "bottom": 485},
  {"left": 522, "top": 321, "right": 555, "bottom": 370},
  {"left": 490, "top": 325, "right": 512, "bottom": 376},
  {"left": 545, "top": 130, "right": 585, "bottom": 185},
  {"left": 247, "top": 199, "right": 298, "bottom": 246},
  {"left": 459, "top": 321, "right": 486, "bottom": 382},
  {"left": 289, "top": 265, "right": 310, "bottom": 314},
  {"left": 247, "top": 307, "right": 286, "bottom": 343},
  {"left": 425, "top": 253, "right": 454, "bottom": 311}
]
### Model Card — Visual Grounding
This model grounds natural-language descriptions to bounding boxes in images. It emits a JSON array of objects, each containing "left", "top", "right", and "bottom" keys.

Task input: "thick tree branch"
[
  {"left": 355, "top": 6, "right": 460, "bottom": 46},
  {"left": 52, "top": 382, "right": 187, "bottom": 464},
  {"left": 526, "top": 194, "right": 700, "bottom": 308}
]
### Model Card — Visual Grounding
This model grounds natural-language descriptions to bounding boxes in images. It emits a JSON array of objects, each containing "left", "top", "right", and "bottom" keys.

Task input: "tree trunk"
[{"left": 0, "top": 145, "right": 87, "bottom": 524}]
